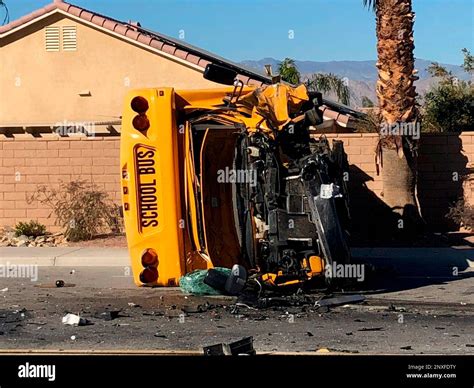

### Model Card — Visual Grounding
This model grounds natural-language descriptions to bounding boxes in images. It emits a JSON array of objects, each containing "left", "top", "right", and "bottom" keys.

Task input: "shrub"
[
  {"left": 14, "top": 220, "right": 47, "bottom": 238},
  {"left": 106, "top": 203, "right": 124, "bottom": 235},
  {"left": 446, "top": 199, "right": 474, "bottom": 230},
  {"left": 28, "top": 180, "right": 123, "bottom": 242},
  {"left": 422, "top": 52, "right": 474, "bottom": 132},
  {"left": 422, "top": 80, "right": 474, "bottom": 132}
]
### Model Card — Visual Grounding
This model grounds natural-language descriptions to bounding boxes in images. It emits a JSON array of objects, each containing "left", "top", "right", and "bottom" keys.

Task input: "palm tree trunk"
[{"left": 374, "top": 0, "right": 421, "bottom": 235}]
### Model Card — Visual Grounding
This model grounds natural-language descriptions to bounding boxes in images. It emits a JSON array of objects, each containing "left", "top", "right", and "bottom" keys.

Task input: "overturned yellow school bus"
[{"left": 120, "top": 64, "right": 351, "bottom": 289}]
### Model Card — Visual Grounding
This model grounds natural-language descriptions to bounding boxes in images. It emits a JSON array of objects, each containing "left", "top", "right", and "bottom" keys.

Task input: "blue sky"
[{"left": 5, "top": 0, "right": 473, "bottom": 64}]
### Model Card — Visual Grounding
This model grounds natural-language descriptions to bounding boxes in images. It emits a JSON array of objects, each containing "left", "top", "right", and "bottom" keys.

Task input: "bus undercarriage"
[{"left": 120, "top": 64, "right": 352, "bottom": 290}]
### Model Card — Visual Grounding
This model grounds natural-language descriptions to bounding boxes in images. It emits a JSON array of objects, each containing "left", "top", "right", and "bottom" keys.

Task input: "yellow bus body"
[{"left": 120, "top": 87, "right": 252, "bottom": 286}]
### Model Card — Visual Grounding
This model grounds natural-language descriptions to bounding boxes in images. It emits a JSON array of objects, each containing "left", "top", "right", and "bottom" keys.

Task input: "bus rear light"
[
  {"left": 131, "top": 96, "right": 149, "bottom": 114},
  {"left": 139, "top": 266, "right": 158, "bottom": 284},
  {"left": 141, "top": 248, "right": 158, "bottom": 267},
  {"left": 133, "top": 114, "right": 150, "bottom": 132}
]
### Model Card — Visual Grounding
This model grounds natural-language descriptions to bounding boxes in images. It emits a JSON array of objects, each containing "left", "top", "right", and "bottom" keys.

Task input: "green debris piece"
[{"left": 179, "top": 268, "right": 231, "bottom": 295}]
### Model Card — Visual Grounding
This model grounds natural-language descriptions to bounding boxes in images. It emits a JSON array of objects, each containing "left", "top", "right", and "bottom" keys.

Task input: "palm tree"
[
  {"left": 278, "top": 58, "right": 301, "bottom": 85},
  {"left": 306, "top": 73, "right": 351, "bottom": 106},
  {"left": 278, "top": 58, "right": 351, "bottom": 105},
  {"left": 0, "top": 0, "right": 9, "bottom": 25},
  {"left": 461, "top": 48, "right": 473, "bottom": 74},
  {"left": 364, "top": 0, "right": 421, "bottom": 235}
]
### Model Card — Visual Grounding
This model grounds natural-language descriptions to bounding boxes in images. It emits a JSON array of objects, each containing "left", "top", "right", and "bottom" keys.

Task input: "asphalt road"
[{"left": 0, "top": 265, "right": 473, "bottom": 354}]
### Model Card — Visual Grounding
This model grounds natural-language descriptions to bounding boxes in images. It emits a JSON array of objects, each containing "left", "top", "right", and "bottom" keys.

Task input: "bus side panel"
[{"left": 121, "top": 88, "right": 185, "bottom": 286}]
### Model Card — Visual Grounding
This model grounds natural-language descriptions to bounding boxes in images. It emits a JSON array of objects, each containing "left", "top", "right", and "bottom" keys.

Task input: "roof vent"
[
  {"left": 45, "top": 26, "right": 60, "bottom": 52},
  {"left": 62, "top": 26, "right": 77, "bottom": 51}
]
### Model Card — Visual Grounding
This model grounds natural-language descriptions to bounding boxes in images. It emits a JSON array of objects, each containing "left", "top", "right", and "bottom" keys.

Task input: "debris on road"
[
  {"left": 327, "top": 348, "right": 359, "bottom": 354},
  {"left": 342, "top": 304, "right": 357, "bottom": 309},
  {"left": 237, "top": 291, "right": 318, "bottom": 310},
  {"left": 203, "top": 336, "right": 256, "bottom": 356},
  {"left": 316, "top": 348, "right": 330, "bottom": 353},
  {"left": 96, "top": 310, "right": 122, "bottom": 321},
  {"left": 165, "top": 308, "right": 186, "bottom": 319},
  {"left": 55, "top": 280, "right": 65, "bottom": 288},
  {"left": 388, "top": 304, "right": 406, "bottom": 312},
  {"left": 315, "top": 294, "right": 365, "bottom": 309},
  {"left": 182, "top": 302, "right": 221, "bottom": 314},
  {"left": 358, "top": 327, "right": 384, "bottom": 332},
  {"left": 400, "top": 346, "right": 412, "bottom": 350},
  {"left": 35, "top": 282, "right": 75, "bottom": 288},
  {"left": 204, "top": 265, "right": 247, "bottom": 296},
  {"left": 1, "top": 287, "right": 8, "bottom": 292},
  {"left": 180, "top": 268, "right": 231, "bottom": 295},
  {"left": 62, "top": 313, "right": 89, "bottom": 326},
  {"left": 142, "top": 311, "right": 164, "bottom": 317},
  {"left": 127, "top": 303, "right": 140, "bottom": 308}
]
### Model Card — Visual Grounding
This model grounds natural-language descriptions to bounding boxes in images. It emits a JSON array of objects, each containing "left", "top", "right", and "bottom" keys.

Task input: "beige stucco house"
[{"left": 0, "top": 0, "right": 276, "bottom": 134}]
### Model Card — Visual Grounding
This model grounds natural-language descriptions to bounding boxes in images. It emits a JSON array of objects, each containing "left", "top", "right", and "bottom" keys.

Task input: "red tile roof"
[
  {"left": 0, "top": 0, "right": 268, "bottom": 87},
  {"left": 0, "top": 0, "right": 362, "bottom": 127}
]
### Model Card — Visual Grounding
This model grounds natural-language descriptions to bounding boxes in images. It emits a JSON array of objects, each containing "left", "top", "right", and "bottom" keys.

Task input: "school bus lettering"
[{"left": 136, "top": 147, "right": 159, "bottom": 229}]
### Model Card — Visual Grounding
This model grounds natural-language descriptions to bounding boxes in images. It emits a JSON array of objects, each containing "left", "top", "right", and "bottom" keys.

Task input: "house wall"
[
  {"left": 0, "top": 13, "right": 219, "bottom": 126},
  {"left": 0, "top": 133, "right": 472, "bottom": 237}
]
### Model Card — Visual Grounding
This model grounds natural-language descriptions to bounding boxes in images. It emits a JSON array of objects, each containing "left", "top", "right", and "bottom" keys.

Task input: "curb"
[
  {"left": 0, "top": 247, "right": 130, "bottom": 267},
  {"left": 1, "top": 247, "right": 473, "bottom": 268}
]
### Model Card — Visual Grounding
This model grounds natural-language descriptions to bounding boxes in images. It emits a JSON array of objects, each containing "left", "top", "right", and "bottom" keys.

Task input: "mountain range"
[{"left": 239, "top": 58, "right": 472, "bottom": 107}]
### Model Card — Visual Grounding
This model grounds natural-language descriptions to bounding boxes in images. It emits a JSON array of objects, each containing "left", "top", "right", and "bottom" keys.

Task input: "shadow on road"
[{"left": 351, "top": 247, "right": 474, "bottom": 294}]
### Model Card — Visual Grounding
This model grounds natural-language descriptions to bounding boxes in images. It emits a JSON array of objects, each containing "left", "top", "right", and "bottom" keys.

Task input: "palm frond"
[
  {"left": 0, "top": 0, "right": 10, "bottom": 25},
  {"left": 306, "top": 73, "right": 351, "bottom": 106},
  {"left": 278, "top": 58, "right": 301, "bottom": 84},
  {"left": 362, "top": 0, "right": 378, "bottom": 11}
]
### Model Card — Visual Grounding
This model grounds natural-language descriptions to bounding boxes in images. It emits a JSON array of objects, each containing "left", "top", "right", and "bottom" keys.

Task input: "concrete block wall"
[
  {"left": 0, "top": 135, "right": 120, "bottom": 230},
  {"left": 324, "top": 132, "right": 474, "bottom": 238},
  {"left": 0, "top": 132, "right": 472, "bottom": 234}
]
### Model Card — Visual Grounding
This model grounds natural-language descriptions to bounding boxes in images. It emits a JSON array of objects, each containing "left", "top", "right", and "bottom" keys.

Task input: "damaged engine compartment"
[
  {"left": 184, "top": 65, "right": 352, "bottom": 290},
  {"left": 230, "top": 124, "right": 352, "bottom": 288}
]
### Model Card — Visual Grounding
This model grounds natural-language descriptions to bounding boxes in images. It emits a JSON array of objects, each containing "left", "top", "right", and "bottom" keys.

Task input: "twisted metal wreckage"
[{"left": 120, "top": 64, "right": 357, "bottom": 294}]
